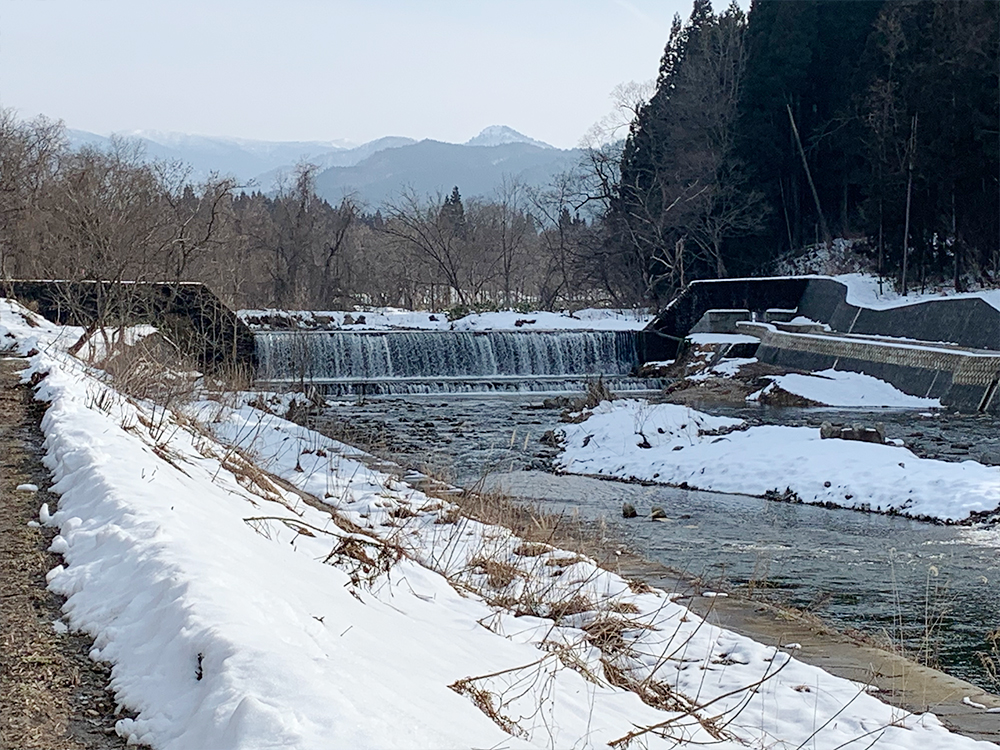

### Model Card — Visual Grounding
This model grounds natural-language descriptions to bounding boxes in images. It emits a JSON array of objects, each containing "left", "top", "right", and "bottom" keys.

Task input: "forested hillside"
[
  {"left": 1, "top": 0, "right": 996, "bottom": 312},
  {"left": 614, "top": 0, "right": 999, "bottom": 298}
]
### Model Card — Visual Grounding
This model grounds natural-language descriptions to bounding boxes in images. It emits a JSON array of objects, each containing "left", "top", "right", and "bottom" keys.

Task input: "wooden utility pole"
[
  {"left": 786, "top": 104, "right": 831, "bottom": 249},
  {"left": 901, "top": 113, "right": 917, "bottom": 296}
]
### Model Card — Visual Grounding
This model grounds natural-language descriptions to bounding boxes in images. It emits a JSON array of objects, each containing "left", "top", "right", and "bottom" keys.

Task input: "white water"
[{"left": 255, "top": 330, "right": 644, "bottom": 392}]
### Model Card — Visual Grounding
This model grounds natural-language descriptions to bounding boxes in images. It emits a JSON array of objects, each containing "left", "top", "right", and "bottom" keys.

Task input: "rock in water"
[
  {"left": 650, "top": 506, "right": 667, "bottom": 520},
  {"left": 622, "top": 502, "right": 638, "bottom": 519}
]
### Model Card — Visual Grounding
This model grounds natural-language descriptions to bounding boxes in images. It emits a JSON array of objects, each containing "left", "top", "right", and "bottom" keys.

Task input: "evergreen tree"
[
  {"left": 611, "top": 0, "right": 763, "bottom": 297},
  {"left": 737, "top": 0, "right": 881, "bottom": 258},
  {"left": 857, "top": 0, "right": 999, "bottom": 288},
  {"left": 440, "top": 186, "right": 467, "bottom": 239}
]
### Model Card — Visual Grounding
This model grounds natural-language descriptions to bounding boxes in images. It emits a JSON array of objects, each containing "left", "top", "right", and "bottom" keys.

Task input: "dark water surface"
[{"left": 314, "top": 394, "right": 1000, "bottom": 689}]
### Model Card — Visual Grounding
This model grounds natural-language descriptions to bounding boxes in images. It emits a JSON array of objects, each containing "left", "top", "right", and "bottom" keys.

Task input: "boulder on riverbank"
[{"left": 820, "top": 421, "right": 886, "bottom": 444}]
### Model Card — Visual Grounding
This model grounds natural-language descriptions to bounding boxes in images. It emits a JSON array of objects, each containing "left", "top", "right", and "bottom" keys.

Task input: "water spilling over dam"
[{"left": 255, "top": 329, "right": 655, "bottom": 393}]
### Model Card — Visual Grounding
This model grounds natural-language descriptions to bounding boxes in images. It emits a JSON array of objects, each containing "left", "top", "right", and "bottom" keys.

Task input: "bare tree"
[
  {"left": 0, "top": 110, "right": 64, "bottom": 279},
  {"left": 158, "top": 162, "right": 239, "bottom": 285},
  {"left": 381, "top": 189, "right": 478, "bottom": 307},
  {"left": 613, "top": 1, "right": 764, "bottom": 299},
  {"left": 475, "top": 177, "right": 533, "bottom": 305}
]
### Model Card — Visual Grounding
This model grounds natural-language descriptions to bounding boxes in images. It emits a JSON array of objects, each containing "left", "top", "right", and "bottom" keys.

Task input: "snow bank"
[
  {"left": 557, "top": 399, "right": 999, "bottom": 522},
  {"left": 686, "top": 333, "right": 759, "bottom": 345},
  {"left": 239, "top": 306, "right": 652, "bottom": 331},
  {"left": 752, "top": 368, "right": 941, "bottom": 408},
  {"left": 1, "top": 297, "right": 995, "bottom": 749}
]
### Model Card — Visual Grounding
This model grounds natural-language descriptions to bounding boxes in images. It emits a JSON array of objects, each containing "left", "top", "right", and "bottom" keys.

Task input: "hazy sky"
[{"left": 0, "top": 0, "right": 723, "bottom": 149}]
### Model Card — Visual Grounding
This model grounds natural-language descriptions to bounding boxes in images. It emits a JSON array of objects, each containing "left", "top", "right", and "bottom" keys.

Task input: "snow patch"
[{"left": 557, "top": 399, "right": 999, "bottom": 522}]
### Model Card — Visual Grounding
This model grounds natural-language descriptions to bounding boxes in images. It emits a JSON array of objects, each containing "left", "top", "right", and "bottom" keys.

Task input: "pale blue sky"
[{"left": 0, "top": 0, "right": 731, "bottom": 148}]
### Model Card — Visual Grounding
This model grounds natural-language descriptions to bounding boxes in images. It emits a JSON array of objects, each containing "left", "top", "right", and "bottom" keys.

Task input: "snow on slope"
[
  {"left": 836, "top": 273, "right": 1000, "bottom": 313},
  {"left": 1, "top": 298, "right": 996, "bottom": 749},
  {"left": 751, "top": 368, "right": 942, "bottom": 408},
  {"left": 556, "top": 399, "right": 999, "bottom": 522}
]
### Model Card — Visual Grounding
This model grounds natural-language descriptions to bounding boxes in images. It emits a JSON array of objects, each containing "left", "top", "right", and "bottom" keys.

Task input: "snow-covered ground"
[
  {"left": 556, "top": 399, "right": 999, "bottom": 522},
  {"left": 750, "top": 368, "right": 941, "bottom": 408},
  {"left": 677, "top": 346, "right": 941, "bottom": 408},
  {"left": 1, "top": 298, "right": 997, "bottom": 749},
  {"left": 836, "top": 272, "right": 1000, "bottom": 313},
  {"left": 239, "top": 306, "right": 652, "bottom": 331}
]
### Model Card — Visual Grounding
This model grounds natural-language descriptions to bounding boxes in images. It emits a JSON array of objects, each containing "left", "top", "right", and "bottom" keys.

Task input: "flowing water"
[
  {"left": 255, "top": 329, "right": 653, "bottom": 394},
  {"left": 314, "top": 394, "right": 1000, "bottom": 690}
]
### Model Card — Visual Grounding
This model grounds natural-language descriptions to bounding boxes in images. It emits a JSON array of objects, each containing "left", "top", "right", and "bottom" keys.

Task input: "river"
[{"left": 312, "top": 393, "right": 1000, "bottom": 690}]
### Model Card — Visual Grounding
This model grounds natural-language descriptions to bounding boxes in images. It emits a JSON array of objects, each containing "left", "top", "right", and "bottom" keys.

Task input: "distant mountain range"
[{"left": 65, "top": 125, "right": 582, "bottom": 208}]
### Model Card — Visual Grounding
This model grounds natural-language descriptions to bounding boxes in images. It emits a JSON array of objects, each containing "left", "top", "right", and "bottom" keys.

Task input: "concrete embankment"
[
  {"left": 647, "top": 276, "right": 1000, "bottom": 414},
  {"left": 742, "top": 321, "right": 1000, "bottom": 413}
]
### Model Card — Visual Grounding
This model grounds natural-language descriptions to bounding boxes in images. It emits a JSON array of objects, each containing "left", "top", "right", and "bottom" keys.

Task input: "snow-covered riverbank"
[
  {"left": 556, "top": 399, "right": 1000, "bottom": 523},
  {"left": 1, "top": 298, "right": 997, "bottom": 749},
  {"left": 240, "top": 306, "right": 652, "bottom": 331}
]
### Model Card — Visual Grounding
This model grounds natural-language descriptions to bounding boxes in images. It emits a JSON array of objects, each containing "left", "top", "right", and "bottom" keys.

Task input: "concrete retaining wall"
[
  {"left": 647, "top": 277, "right": 1000, "bottom": 412},
  {"left": 650, "top": 276, "right": 1000, "bottom": 352},
  {"left": 742, "top": 323, "right": 1000, "bottom": 414},
  {"left": 797, "top": 278, "right": 1000, "bottom": 350},
  {"left": 649, "top": 278, "right": 811, "bottom": 343}
]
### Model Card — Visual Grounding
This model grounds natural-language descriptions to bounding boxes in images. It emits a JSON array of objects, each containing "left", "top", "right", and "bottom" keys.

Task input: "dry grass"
[
  {"left": 324, "top": 536, "right": 403, "bottom": 587},
  {"left": 978, "top": 629, "right": 1000, "bottom": 689},
  {"left": 607, "top": 600, "right": 642, "bottom": 615},
  {"left": 449, "top": 678, "right": 527, "bottom": 739},
  {"left": 547, "top": 595, "right": 595, "bottom": 620},
  {"left": 468, "top": 557, "right": 523, "bottom": 589},
  {"left": 90, "top": 332, "right": 200, "bottom": 409},
  {"left": 513, "top": 542, "right": 551, "bottom": 557}
]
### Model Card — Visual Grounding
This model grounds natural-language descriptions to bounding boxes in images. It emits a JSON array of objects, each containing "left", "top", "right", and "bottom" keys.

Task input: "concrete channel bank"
[
  {"left": 625, "top": 556, "right": 1000, "bottom": 745},
  {"left": 648, "top": 276, "right": 1000, "bottom": 414}
]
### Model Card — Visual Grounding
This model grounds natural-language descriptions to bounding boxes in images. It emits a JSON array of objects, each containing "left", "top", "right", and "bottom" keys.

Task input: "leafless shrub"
[{"left": 561, "top": 376, "right": 616, "bottom": 421}]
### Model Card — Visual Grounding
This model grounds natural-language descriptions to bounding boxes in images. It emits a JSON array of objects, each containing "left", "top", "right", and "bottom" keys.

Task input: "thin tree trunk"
[
  {"left": 901, "top": 114, "right": 917, "bottom": 296},
  {"left": 787, "top": 104, "right": 831, "bottom": 248}
]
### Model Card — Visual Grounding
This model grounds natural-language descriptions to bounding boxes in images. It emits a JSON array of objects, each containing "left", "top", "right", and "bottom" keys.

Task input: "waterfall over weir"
[{"left": 255, "top": 329, "right": 653, "bottom": 394}]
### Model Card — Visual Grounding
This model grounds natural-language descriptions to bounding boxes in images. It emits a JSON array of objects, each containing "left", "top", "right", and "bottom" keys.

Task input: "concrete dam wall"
[{"left": 648, "top": 277, "right": 1000, "bottom": 414}]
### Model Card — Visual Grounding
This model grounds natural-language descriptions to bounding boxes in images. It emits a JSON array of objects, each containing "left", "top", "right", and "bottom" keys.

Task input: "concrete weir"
[{"left": 648, "top": 277, "right": 1000, "bottom": 413}]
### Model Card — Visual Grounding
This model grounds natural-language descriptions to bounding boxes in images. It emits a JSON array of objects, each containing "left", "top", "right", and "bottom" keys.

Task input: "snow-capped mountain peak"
[{"left": 465, "top": 125, "right": 553, "bottom": 149}]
